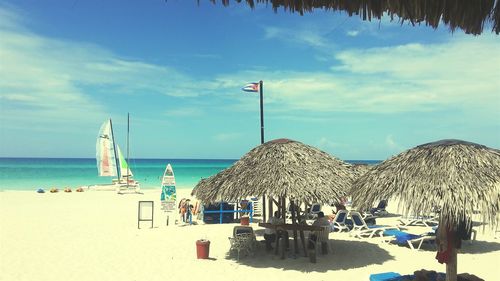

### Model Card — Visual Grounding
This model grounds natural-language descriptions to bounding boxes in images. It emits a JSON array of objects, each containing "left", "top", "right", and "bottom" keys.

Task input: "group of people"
[
  {"left": 263, "top": 210, "right": 331, "bottom": 251},
  {"left": 178, "top": 198, "right": 194, "bottom": 223}
]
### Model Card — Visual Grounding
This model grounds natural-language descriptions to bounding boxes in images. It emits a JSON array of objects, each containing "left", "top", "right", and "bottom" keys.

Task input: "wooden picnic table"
[{"left": 258, "top": 222, "right": 323, "bottom": 258}]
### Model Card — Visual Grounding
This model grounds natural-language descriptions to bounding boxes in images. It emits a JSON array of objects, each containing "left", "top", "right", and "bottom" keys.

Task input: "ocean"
[{"left": 0, "top": 158, "right": 380, "bottom": 191}]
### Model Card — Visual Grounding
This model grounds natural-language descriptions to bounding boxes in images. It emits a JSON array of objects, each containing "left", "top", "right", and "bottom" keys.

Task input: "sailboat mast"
[
  {"left": 109, "top": 118, "right": 121, "bottom": 180},
  {"left": 126, "top": 113, "right": 130, "bottom": 189}
]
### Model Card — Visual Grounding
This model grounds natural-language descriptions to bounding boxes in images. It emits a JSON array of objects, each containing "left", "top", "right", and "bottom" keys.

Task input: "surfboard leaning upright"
[{"left": 160, "top": 164, "right": 177, "bottom": 225}]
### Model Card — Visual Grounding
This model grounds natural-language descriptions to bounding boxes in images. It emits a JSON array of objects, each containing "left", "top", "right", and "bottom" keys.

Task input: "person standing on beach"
[{"left": 178, "top": 198, "right": 187, "bottom": 223}]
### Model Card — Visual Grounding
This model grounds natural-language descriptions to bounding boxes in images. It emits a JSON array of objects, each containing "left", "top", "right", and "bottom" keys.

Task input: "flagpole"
[
  {"left": 259, "top": 80, "right": 266, "bottom": 223},
  {"left": 259, "top": 80, "right": 264, "bottom": 144}
]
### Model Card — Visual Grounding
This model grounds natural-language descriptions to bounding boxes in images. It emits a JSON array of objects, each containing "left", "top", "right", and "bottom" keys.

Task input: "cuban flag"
[{"left": 242, "top": 82, "right": 259, "bottom": 93}]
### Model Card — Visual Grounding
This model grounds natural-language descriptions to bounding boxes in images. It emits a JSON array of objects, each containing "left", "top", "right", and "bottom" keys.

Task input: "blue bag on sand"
[{"left": 37, "top": 188, "right": 45, "bottom": 193}]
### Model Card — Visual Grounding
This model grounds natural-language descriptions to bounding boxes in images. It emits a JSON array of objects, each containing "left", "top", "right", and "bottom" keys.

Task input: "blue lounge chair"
[
  {"left": 383, "top": 229, "right": 435, "bottom": 250},
  {"left": 306, "top": 203, "right": 321, "bottom": 219},
  {"left": 370, "top": 200, "right": 388, "bottom": 216},
  {"left": 331, "top": 210, "right": 349, "bottom": 232}
]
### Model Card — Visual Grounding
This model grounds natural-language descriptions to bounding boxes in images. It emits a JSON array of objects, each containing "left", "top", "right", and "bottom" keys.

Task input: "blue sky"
[{"left": 0, "top": 1, "right": 499, "bottom": 160}]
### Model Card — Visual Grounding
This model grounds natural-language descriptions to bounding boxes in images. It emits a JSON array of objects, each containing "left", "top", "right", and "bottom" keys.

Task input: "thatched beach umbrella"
[
  {"left": 350, "top": 163, "right": 371, "bottom": 179},
  {"left": 208, "top": 0, "right": 500, "bottom": 35},
  {"left": 351, "top": 139, "right": 500, "bottom": 281},
  {"left": 193, "top": 138, "right": 354, "bottom": 207}
]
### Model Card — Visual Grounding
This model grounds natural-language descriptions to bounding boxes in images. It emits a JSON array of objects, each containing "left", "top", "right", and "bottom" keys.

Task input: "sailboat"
[{"left": 95, "top": 117, "right": 140, "bottom": 192}]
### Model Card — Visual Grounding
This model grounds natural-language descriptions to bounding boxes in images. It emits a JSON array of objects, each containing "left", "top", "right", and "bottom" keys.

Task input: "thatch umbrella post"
[
  {"left": 352, "top": 139, "right": 500, "bottom": 281},
  {"left": 290, "top": 199, "right": 299, "bottom": 254}
]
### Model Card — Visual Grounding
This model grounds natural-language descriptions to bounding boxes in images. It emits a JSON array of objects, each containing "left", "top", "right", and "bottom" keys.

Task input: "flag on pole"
[{"left": 242, "top": 82, "right": 259, "bottom": 93}]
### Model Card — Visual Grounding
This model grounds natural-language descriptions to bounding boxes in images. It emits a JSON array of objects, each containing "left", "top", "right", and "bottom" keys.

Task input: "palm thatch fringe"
[
  {"left": 192, "top": 138, "right": 354, "bottom": 205},
  {"left": 351, "top": 163, "right": 371, "bottom": 179},
  {"left": 351, "top": 139, "right": 500, "bottom": 230},
  {"left": 205, "top": 0, "right": 499, "bottom": 35}
]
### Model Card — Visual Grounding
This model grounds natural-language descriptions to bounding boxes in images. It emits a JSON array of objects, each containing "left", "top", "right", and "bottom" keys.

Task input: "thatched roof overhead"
[
  {"left": 350, "top": 163, "right": 371, "bottom": 179},
  {"left": 208, "top": 0, "right": 500, "bottom": 35},
  {"left": 351, "top": 139, "right": 500, "bottom": 229},
  {"left": 193, "top": 138, "right": 354, "bottom": 204}
]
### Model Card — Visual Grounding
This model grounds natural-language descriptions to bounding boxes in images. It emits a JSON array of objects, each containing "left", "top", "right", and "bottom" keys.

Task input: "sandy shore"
[{"left": 1, "top": 188, "right": 499, "bottom": 281}]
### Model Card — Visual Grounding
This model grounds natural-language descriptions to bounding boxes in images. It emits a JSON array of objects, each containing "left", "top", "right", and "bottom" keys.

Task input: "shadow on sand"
[
  {"left": 226, "top": 238, "right": 394, "bottom": 272},
  {"left": 460, "top": 240, "right": 500, "bottom": 254}
]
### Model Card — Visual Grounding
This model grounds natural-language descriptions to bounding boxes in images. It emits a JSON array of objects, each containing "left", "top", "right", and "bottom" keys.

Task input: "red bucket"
[
  {"left": 240, "top": 216, "right": 250, "bottom": 226},
  {"left": 196, "top": 239, "right": 210, "bottom": 259}
]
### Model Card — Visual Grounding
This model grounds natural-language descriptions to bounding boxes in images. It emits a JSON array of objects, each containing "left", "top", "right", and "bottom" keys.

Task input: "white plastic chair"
[
  {"left": 229, "top": 233, "right": 255, "bottom": 260},
  {"left": 308, "top": 226, "right": 332, "bottom": 254}
]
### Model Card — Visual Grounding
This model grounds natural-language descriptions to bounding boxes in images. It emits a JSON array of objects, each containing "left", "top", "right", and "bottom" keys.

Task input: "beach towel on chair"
[{"left": 384, "top": 229, "right": 421, "bottom": 244}]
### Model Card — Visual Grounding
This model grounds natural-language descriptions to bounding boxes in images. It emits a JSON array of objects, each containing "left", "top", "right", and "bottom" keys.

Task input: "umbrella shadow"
[
  {"left": 459, "top": 240, "right": 500, "bottom": 254},
  {"left": 227, "top": 239, "right": 394, "bottom": 272},
  {"left": 376, "top": 213, "right": 402, "bottom": 218},
  {"left": 254, "top": 229, "right": 266, "bottom": 236}
]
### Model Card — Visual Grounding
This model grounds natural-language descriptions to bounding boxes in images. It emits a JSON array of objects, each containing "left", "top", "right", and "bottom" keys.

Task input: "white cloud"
[
  {"left": 263, "top": 26, "right": 329, "bottom": 48},
  {"left": 346, "top": 30, "right": 360, "bottom": 37},
  {"left": 317, "top": 137, "right": 341, "bottom": 150},
  {"left": 216, "top": 35, "right": 500, "bottom": 115},
  {"left": 0, "top": 6, "right": 217, "bottom": 132},
  {"left": 213, "top": 133, "right": 242, "bottom": 141},
  {"left": 385, "top": 134, "right": 403, "bottom": 151},
  {"left": 164, "top": 107, "right": 203, "bottom": 117}
]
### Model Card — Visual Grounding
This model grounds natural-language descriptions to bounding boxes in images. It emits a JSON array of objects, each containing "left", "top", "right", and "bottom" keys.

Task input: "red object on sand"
[
  {"left": 196, "top": 239, "right": 210, "bottom": 259},
  {"left": 240, "top": 216, "right": 250, "bottom": 226}
]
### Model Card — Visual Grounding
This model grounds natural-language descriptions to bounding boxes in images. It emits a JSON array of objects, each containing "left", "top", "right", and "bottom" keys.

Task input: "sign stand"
[{"left": 138, "top": 201, "right": 154, "bottom": 229}]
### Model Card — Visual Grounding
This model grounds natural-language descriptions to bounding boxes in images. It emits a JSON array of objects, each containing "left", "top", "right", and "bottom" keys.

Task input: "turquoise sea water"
[{"left": 0, "top": 158, "right": 380, "bottom": 191}]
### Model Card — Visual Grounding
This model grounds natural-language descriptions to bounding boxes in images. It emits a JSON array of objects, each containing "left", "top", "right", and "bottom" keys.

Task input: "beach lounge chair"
[
  {"left": 349, "top": 211, "right": 399, "bottom": 238},
  {"left": 306, "top": 203, "right": 321, "bottom": 220},
  {"left": 382, "top": 229, "right": 436, "bottom": 250},
  {"left": 250, "top": 197, "right": 262, "bottom": 217},
  {"left": 370, "top": 200, "right": 388, "bottom": 216},
  {"left": 331, "top": 210, "right": 350, "bottom": 232},
  {"left": 398, "top": 215, "right": 439, "bottom": 227}
]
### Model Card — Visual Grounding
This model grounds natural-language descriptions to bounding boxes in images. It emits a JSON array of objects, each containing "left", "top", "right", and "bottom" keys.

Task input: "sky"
[{"left": 0, "top": 1, "right": 499, "bottom": 160}]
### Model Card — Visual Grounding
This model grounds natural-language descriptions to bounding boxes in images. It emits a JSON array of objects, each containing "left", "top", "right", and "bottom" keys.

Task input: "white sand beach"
[{"left": 1, "top": 188, "right": 499, "bottom": 281}]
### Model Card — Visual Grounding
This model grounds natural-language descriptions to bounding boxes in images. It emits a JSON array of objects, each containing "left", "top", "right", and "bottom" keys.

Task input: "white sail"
[
  {"left": 96, "top": 119, "right": 118, "bottom": 177},
  {"left": 93, "top": 117, "right": 140, "bottom": 192},
  {"left": 117, "top": 145, "right": 133, "bottom": 178}
]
